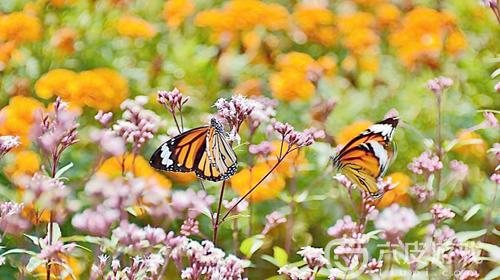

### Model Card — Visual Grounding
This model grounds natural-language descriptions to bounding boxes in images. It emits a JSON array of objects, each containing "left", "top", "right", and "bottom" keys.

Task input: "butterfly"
[
  {"left": 331, "top": 117, "right": 400, "bottom": 198},
  {"left": 149, "top": 118, "right": 238, "bottom": 182}
]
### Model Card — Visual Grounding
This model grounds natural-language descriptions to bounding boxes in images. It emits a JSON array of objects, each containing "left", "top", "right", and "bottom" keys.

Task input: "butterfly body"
[
  {"left": 150, "top": 118, "right": 238, "bottom": 182},
  {"left": 332, "top": 117, "right": 399, "bottom": 198}
]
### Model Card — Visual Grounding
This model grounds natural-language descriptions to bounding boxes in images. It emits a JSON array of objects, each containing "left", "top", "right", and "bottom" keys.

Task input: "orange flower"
[
  {"left": 335, "top": 120, "right": 374, "bottom": 146},
  {"left": 0, "top": 96, "right": 45, "bottom": 150},
  {"left": 293, "top": 3, "right": 336, "bottom": 46},
  {"left": 0, "top": 41, "right": 17, "bottom": 70},
  {"left": 351, "top": 0, "right": 387, "bottom": 7},
  {"left": 389, "top": 6, "right": 467, "bottom": 70},
  {"left": 35, "top": 69, "right": 81, "bottom": 100},
  {"left": 234, "top": 78, "right": 263, "bottom": 97},
  {"left": 376, "top": 3, "right": 401, "bottom": 29},
  {"left": 163, "top": 0, "right": 196, "bottom": 29},
  {"left": 378, "top": 172, "right": 411, "bottom": 208},
  {"left": 34, "top": 255, "right": 84, "bottom": 280},
  {"left": 0, "top": 12, "right": 42, "bottom": 43},
  {"left": 338, "top": 12, "right": 379, "bottom": 55},
  {"left": 117, "top": 16, "right": 158, "bottom": 38},
  {"left": 229, "top": 161, "right": 286, "bottom": 203},
  {"left": 48, "top": 0, "right": 78, "bottom": 8},
  {"left": 98, "top": 154, "right": 172, "bottom": 189},
  {"left": 270, "top": 52, "right": 323, "bottom": 102},
  {"left": 166, "top": 172, "right": 198, "bottom": 184},
  {"left": 453, "top": 130, "right": 487, "bottom": 158},
  {"left": 4, "top": 150, "right": 40, "bottom": 186},
  {"left": 51, "top": 27, "right": 78, "bottom": 55}
]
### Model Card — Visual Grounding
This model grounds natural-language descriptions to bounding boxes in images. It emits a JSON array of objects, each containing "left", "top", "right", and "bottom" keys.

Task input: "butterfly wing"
[
  {"left": 332, "top": 117, "right": 399, "bottom": 198},
  {"left": 149, "top": 126, "right": 209, "bottom": 173},
  {"left": 205, "top": 119, "right": 238, "bottom": 181}
]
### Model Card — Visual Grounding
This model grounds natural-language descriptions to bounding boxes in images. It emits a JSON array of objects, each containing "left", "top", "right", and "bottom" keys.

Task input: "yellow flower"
[
  {"left": 4, "top": 150, "right": 40, "bottom": 183},
  {"left": 35, "top": 69, "right": 80, "bottom": 100},
  {"left": 117, "top": 16, "right": 158, "bottom": 39},
  {"left": 318, "top": 55, "right": 337, "bottom": 77},
  {"left": 335, "top": 120, "right": 374, "bottom": 146},
  {"left": 378, "top": 172, "right": 411, "bottom": 208},
  {"left": 234, "top": 78, "right": 263, "bottom": 96},
  {"left": 0, "top": 41, "right": 17, "bottom": 69},
  {"left": 337, "top": 12, "right": 376, "bottom": 35},
  {"left": 0, "top": 96, "right": 45, "bottom": 150},
  {"left": 229, "top": 161, "right": 286, "bottom": 203},
  {"left": 98, "top": 154, "right": 172, "bottom": 189},
  {"left": 195, "top": 0, "right": 289, "bottom": 43},
  {"left": 338, "top": 12, "right": 379, "bottom": 55},
  {"left": 166, "top": 172, "right": 198, "bottom": 184},
  {"left": 51, "top": 27, "right": 77, "bottom": 55},
  {"left": 163, "top": 0, "right": 196, "bottom": 29},
  {"left": 351, "top": 0, "right": 387, "bottom": 7},
  {"left": 34, "top": 255, "right": 84, "bottom": 280},
  {"left": 376, "top": 3, "right": 401, "bottom": 29},
  {"left": 91, "top": 68, "right": 130, "bottom": 108},
  {"left": 293, "top": 3, "right": 336, "bottom": 46},
  {"left": 454, "top": 130, "right": 487, "bottom": 158},
  {"left": 0, "top": 12, "right": 42, "bottom": 43},
  {"left": 389, "top": 6, "right": 467, "bottom": 70},
  {"left": 48, "top": 0, "right": 78, "bottom": 8},
  {"left": 358, "top": 54, "right": 380, "bottom": 74},
  {"left": 270, "top": 52, "right": 324, "bottom": 102},
  {"left": 445, "top": 30, "right": 468, "bottom": 56}
]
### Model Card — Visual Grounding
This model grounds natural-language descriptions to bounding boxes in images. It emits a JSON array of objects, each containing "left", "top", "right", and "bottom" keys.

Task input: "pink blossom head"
[
  {"left": 297, "top": 246, "right": 328, "bottom": 270},
  {"left": 425, "top": 76, "right": 453, "bottom": 95},
  {"left": 262, "top": 211, "right": 286, "bottom": 235},
  {"left": 483, "top": 112, "right": 499, "bottom": 129},
  {"left": 430, "top": 204, "right": 455, "bottom": 224},
  {"left": 0, "top": 135, "right": 20, "bottom": 159},
  {"left": 157, "top": 87, "right": 190, "bottom": 111},
  {"left": 95, "top": 110, "right": 113, "bottom": 128},
  {"left": 495, "top": 81, "right": 500, "bottom": 93},
  {"left": 408, "top": 150, "right": 443, "bottom": 175},
  {"left": 491, "top": 173, "right": 500, "bottom": 184},
  {"left": 384, "top": 108, "right": 399, "bottom": 119}
]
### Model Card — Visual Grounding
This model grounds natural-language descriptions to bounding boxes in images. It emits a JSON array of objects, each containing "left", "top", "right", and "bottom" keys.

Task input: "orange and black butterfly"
[
  {"left": 331, "top": 117, "right": 400, "bottom": 198},
  {"left": 149, "top": 118, "right": 238, "bottom": 182}
]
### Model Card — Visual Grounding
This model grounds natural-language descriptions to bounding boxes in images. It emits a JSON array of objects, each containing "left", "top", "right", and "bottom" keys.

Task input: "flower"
[
  {"left": 0, "top": 96, "right": 45, "bottom": 149},
  {"left": 363, "top": 258, "right": 384, "bottom": 274},
  {"left": 389, "top": 7, "right": 467, "bottom": 70},
  {"left": 223, "top": 198, "right": 249, "bottom": 214},
  {"left": 262, "top": 211, "right": 286, "bottom": 235},
  {"left": 162, "top": 0, "right": 195, "bottom": 29},
  {"left": 0, "top": 12, "right": 42, "bottom": 43},
  {"left": 293, "top": 3, "right": 336, "bottom": 46},
  {"left": 112, "top": 220, "right": 146, "bottom": 250},
  {"left": 376, "top": 3, "right": 401, "bottom": 29},
  {"left": 430, "top": 204, "right": 455, "bottom": 223},
  {"left": 0, "top": 135, "right": 20, "bottom": 159},
  {"left": 297, "top": 246, "right": 328, "bottom": 269},
  {"left": 379, "top": 172, "right": 412, "bottom": 207},
  {"left": 90, "top": 129, "right": 127, "bottom": 157},
  {"left": 229, "top": 161, "right": 286, "bottom": 203},
  {"left": 449, "top": 160, "right": 469, "bottom": 180},
  {"left": 48, "top": 0, "right": 77, "bottom": 7},
  {"left": 411, "top": 184, "right": 435, "bottom": 203},
  {"left": 117, "top": 16, "right": 158, "bottom": 38},
  {"left": 234, "top": 78, "right": 263, "bottom": 97},
  {"left": 408, "top": 150, "right": 443, "bottom": 175},
  {"left": 98, "top": 154, "right": 171, "bottom": 189},
  {"left": 51, "top": 27, "right": 77, "bottom": 55},
  {"left": 180, "top": 218, "right": 200, "bottom": 236},
  {"left": 0, "top": 201, "right": 30, "bottom": 236},
  {"left": 483, "top": 112, "right": 499, "bottom": 128},
  {"left": 495, "top": 81, "right": 500, "bottom": 93},
  {"left": 35, "top": 68, "right": 130, "bottom": 110},
  {"left": 72, "top": 206, "right": 119, "bottom": 236},
  {"left": 426, "top": 76, "right": 454, "bottom": 95},
  {"left": 270, "top": 52, "right": 325, "bottom": 101},
  {"left": 327, "top": 215, "right": 357, "bottom": 238},
  {"left": 335, "top": 120, "right": 373, "bottom": 146},
  {"left": 278, "top": 265, "right": 314, "bottom": 280},
  {"left": 0, "top": 41, "right": 17, "bottom": 70},
  {"left": 491, "top": 173, "right": 500, "bottom": 184},
  {"left": 375, "top": 204, "right": 419, "bottom": 243},
  {"left": 454, "top": 131, "right": 487, "bottom": 158},
  {"left": 3, "top": 150, "right": 39, "bottom": 186}
]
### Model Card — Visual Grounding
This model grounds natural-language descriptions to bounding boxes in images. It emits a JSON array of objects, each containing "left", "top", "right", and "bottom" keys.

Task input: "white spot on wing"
[
  {"left": 368, "top": 140, "right": 388, "bottom": 171},
  {"left": 160, "top": 143, "right": 174, "bottom": 167},
  {"left": 364, "top": 124, "right": 395, "bottom": 140}
]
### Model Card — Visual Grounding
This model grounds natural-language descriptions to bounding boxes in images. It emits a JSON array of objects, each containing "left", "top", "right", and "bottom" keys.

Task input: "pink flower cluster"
[
  {"left": 374, "top": 204, "right": 419, "bottom": 244},
  {"left": 425, "top": 76, "right": 453, "bottom": 95},
  {"left": 430, "top": 204, "right": 455, "bottom": 224},
  {"left": 273, "top": 121, "right": 324, "bottom": 149},
  {"left": 362, "top": 258, "right": 383, "bottom": 275},
  {"left": 262, "top": 211, "right": 286, "bottom": 235},
  {"left": 483, "top": 112, "right": 499, "bottom": 129},
  {"left": 327, "top": 215, "right": 357, "bottom": 238},
  {"left": 411, "top": 184, "right": 435, "bottom": 203},
  {"left": 297, "top": 246, "right": 329, "bottom": 269},
  {"left": 408, "top": 150, "right": 443, "bottom": 175}
]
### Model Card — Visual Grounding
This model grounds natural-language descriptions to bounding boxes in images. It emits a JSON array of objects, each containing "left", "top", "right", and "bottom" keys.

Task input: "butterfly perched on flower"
[
  {"left": 149, "top": 118, "right": 238, "bottom": 182},
  {"left": 331, "top": 117, "right": 400, "bottom": 198}
]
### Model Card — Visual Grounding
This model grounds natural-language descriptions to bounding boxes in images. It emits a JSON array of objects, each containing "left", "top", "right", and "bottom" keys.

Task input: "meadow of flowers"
[{"left": 1, "top": 0, "right": 500, "bottom": 279}]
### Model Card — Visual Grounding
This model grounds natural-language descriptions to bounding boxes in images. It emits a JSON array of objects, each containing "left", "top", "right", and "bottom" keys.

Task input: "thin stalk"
[
  {"left": 285, "top": 171, "right": 297, "bottom": 254},
  {"left": 482, "top": 183, "right": 499, "bottom": 242},
  {"left": 213, "top": 181, "right": 227, "bottom": 245},
  {"left": 233, "top": 218, "right": 239, "bottom": 256},
  {"left": 435, "top": 95, "right": 443, "bottom": 202}
]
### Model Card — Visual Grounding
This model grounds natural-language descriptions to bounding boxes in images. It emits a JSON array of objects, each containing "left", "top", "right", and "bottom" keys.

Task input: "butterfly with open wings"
[
  {"left": 149, "top": 118, "right": 238, "bottom": 182},
  {"left": 331, "top": 117, "right": 400, "bottom": 198}
]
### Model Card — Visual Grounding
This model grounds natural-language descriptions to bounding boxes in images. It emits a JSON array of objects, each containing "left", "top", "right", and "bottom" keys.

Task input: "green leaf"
[
  {"left": 294, "top": 191, "right": 309, "bottom": 203},
  {"left": 493, "top": 228, "right": 500, "bottom": 237},
  {"left": 240, "top": 235, "right": 265, "bottom": 258},
  {"left": 273, "top": 246, "right": 288, "bottom": 267},
  {"left": 261, "top": 255, "right": 280, "bottom": 267},
  {"left": 0, "top": 248, "right": 37, "bottom": 257},
  {"left": 26, "top": 257, "right": 45, "bottom": 272},
  {"left": 54, "top": 162, "right": 73, "bottom": 179},
  {"left": 454, "top": 229, "right": 487, "bottom": 242},
  {"left": 220, "top": 214, "right": 250, "bottom": 225},
  {"left": 463, "top": 204, "right": 482, "bottom": 221},
  {"left": 476, "top": 242, "right": 500, "bottom": 257},
  {"left": 47, "top": 223, "right": 62, "bottom": 243},
  {"left": 24, "top": 234, "right": 42, "bottom": 246},
  {"left": 484, "top": 266, "right": 500, "bottom": 280}
]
